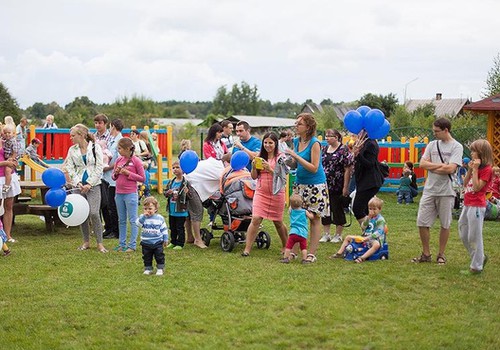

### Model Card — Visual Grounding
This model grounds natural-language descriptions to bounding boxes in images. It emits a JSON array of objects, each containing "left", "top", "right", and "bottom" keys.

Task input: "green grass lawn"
[{"left": 2, "top": 192, "right": 499, "bottom": 349}]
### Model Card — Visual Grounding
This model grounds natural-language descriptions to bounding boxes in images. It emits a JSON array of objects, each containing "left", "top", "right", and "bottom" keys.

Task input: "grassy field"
[{"left": 2, "top": 192, "right": 499, "bottom": 350}]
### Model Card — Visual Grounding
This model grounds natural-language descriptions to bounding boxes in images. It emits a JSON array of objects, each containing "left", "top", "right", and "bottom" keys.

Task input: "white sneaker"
[
  {"left": 156, "top": 269, "right": 164, "bottom": 276},
  {"left": 331, "top": 234, "right": 342, "bottom": 243},
  {"left": 143, "top": 269, "right": 153, "bottom": 275},
  {"left": 319, "top": 234, "right": 331, "bottom": 243}
]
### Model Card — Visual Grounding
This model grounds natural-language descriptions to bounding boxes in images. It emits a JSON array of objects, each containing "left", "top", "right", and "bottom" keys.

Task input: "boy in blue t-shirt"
[
  {"left": 137, "top": 197, "right": 168, "bottom": 276},
  {"left": 281, "top": 194, "right": 314, "bottom": 264},
  {"left": 163, "top": 161, "right": 189, "bottom": 250}
]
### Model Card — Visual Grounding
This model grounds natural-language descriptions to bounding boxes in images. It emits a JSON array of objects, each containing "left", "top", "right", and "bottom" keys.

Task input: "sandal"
[
  {"left": 305, "top": 253, "right": 317, "bottom": 263},
  {"left": 241, "top": 251, "right": 250, "bottom": 257},
  {"left": 412, "top": 253, "right": 432, "bottom": 263},
  {"left": 329, "top": 252, "right": 344, "bottom": 259},
  {"left": 355, "top": 257, "right": 365, "bottom": 264},
  {"left": 436, "top": 254, "right": 447, "bottom": 265},
  {"left": 98, "top": 247, "right": 109, "bottom": 253},
  {"left": 290, "top": 252, "right": 297, "bottom": 260},
  {"left": 77, "top": 245, "right": 90, "bottom": 251},
  {"left": 280, "top": 257, "right": 290, "bottom": 264}
]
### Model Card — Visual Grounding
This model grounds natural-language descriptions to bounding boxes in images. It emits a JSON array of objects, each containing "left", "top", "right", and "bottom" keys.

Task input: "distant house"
[
  {"left": 152, "top": 118, "right": 203, "bottom": 127},
  {"left": 405, "top": 93, "right": 471, "bottom": 118}
]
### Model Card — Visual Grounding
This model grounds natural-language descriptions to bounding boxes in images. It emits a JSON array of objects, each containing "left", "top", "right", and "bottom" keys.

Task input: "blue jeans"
[{"left": 115, "top": 192, "right": 139, "bottom": 250}]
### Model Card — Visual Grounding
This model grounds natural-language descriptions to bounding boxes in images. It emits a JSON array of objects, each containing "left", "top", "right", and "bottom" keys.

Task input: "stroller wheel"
[
  {"left": 200, "top": 228, "right": 212, "bottom": 247},
  {"left": 220, "top": 231, "right": 236, "bottom": 252},
  {"left": 256, "top": 231, "right": 271, "bottom": 249}
]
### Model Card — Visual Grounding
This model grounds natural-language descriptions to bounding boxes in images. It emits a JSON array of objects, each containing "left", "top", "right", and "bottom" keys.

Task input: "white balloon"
[{"left": 58, "top": 194, "right": 90, "bottom": 226}]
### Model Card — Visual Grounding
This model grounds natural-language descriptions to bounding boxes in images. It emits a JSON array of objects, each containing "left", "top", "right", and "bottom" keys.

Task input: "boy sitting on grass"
[{"left": 330, "top": 196, "right": 386, "bottom": 263}]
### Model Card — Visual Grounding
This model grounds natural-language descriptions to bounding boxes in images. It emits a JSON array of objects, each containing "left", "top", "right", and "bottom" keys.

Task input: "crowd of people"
[{"left": 1, "top": 113, "right": 493, "bottom": 276}]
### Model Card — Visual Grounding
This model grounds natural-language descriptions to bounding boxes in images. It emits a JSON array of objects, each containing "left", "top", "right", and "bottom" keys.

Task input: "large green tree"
[
  {"left": 483, "top": 53, "right": 500, "bottom": 98},
  {"left": 358, "top": 93, "right": 399, "bottom": 118},
  {"left": 211, "top": 82, "right": 260, "bottom": 117},
  {"left": 0, "top": 82, "right": 21, "bottom": 119}
]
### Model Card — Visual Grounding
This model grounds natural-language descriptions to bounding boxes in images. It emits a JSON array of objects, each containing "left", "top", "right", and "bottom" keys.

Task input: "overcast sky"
[{"left": 1, "top": 0, "right": 499, "bottom": 109}]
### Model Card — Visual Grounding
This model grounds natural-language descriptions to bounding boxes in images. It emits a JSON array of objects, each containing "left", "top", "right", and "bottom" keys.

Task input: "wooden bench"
[
  {"left": 17, "top": 196, "right": 33, "bottom": 203},
  {"left": 13, "top": 203, "right": 62, "bottom": 232}
]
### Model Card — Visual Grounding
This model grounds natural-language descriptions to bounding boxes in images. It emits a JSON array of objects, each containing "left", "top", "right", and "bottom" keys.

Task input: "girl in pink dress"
[{"left": 242, "top": 132, "right": 289, "bottom": 256}]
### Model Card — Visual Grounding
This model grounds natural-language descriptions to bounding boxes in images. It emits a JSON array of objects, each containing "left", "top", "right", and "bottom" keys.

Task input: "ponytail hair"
[{"left": 118, "top": 137, "right": 135, "bottom": 157}]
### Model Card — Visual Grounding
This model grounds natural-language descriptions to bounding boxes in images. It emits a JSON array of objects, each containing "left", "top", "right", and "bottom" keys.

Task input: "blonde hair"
[
  {"left": 368, "top": 196, "right": 384, "bottom": 210},
  {"left": 71, "top": 123, "right": 95, "bottom": 143},
  {"left": 4, "top": 116, "right": 15, "bottom": 128},
  {"left": 143, "top": 196, "right": 159, "bottom": 209},
  {"left": 180, "top": 139, "right": 191, "bottom": 150},
  {"left": 290, "top": 194, "right": 303, "bottom": 209}
]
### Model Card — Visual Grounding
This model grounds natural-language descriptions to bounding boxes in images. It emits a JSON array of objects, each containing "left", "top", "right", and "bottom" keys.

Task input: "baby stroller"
[{"left": 201, "top": 167, "right": 271, "bottom": 252}]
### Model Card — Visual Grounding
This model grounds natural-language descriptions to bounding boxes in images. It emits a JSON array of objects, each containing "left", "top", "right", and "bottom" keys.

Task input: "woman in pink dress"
[{"left": 242, "top": 132, "right": 289, "bottom": 256}]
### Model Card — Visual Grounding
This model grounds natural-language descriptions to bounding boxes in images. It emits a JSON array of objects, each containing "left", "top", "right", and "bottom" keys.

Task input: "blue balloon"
[
  {"left": 179, "top": 150, "right": 199, "bottom": 174},
  {"left": 41, "top": 168, "right": 66, "bottom": 188},
  {"left": 356, "top": 105, "right": 371, "bottom": 117},
  {"left": 343, "top": 110, "right": 363, "bottom": 134},
  {"left": 45, "top": 188, "right": 67, "bottom": 208},
  {"left": 230, "top": 151, "right": 250, "bottom": 171},
  {"left": 367, "top": 119, "right": 391, "bottom": 139},
  {"left": 365, "top": 109, "right": 385, "bottom": 131}
]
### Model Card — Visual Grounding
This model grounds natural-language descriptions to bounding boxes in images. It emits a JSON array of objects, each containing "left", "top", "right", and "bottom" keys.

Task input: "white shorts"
[
  {"left": 0, "top": 173, "right": 21, "bottom": 199},
  {"left": 416, "top": 194, "right": 454, "bottom": 229}
]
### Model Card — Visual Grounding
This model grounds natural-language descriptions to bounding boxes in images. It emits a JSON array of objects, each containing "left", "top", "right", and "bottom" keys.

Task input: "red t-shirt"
[{"left": 463, "top": 165, "right": 492, "bottom": 207}]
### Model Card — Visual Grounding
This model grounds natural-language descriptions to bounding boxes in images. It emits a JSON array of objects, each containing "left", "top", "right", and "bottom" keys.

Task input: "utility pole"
[{"left": 404, "top": 77, "right": 419, "bottom": 104}]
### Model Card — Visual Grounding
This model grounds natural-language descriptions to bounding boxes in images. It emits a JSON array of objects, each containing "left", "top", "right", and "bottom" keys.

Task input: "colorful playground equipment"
[
  {"left": 337, "top": 135, "right": 429, "bottom": 193},
  {"left": 23, "top": 125, "right": 174, "bottom": 193}
]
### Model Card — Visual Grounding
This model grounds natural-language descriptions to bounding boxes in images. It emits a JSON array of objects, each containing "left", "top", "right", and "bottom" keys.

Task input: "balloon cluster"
[
  {"left": 343, "top": 106, "right": 391, "bottom": 139},
  {"left": 42, "top": 168, "right": 67, "bottom": 208},
  {"left": 179, "top": 150, "right": 199, "bottom": 174}
]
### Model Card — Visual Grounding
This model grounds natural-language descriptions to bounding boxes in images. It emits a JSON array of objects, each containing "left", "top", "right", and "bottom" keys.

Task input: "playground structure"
[
  {"left": 21, "top": 125, "right": 174, "bottom": 194},
  {"left": 339, "top": 135, "right": 429, "bottom": 193},
  {"left": 376, "top": 136, "right": 428, "bottom": 192}
]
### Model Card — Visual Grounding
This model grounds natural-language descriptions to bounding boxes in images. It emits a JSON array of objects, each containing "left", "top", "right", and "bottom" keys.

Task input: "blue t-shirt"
[
  {"left": 233, "top": 136, "right": 261, "bottom": 171},
  {"left": 290, "top": 208, "right": 308, "bottom": 239},
  {"left": 169, "top": 181, "right": 188, "bottom": 217},
  {"left": 293, "top": 137, "right": 326, "bottom": 185}
]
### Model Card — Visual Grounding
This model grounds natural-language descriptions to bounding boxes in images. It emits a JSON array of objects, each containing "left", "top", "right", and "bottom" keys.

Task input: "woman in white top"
[{"left": 63, "top": 124, "right": 107, "bottom": 253}]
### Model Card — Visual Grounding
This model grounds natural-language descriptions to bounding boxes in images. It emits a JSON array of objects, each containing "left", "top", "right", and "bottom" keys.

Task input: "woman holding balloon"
[
  {"left": 285, "top": 113, "right": 329, "bottom": 263},
  {"left": 63, "top": 124, "right": 107, "bottom": 253},
  {"left": 344, "top": 107, "right": 388, "bottom": 226}
]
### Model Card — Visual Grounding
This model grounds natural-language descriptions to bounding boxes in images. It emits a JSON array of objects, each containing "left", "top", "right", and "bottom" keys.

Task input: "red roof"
[{"left": 464, "top": 93, "right": 500, "bottom": 111}]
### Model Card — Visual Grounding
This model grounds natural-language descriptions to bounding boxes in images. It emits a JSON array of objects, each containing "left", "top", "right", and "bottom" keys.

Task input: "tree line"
[{"left": 1, "top": 50, "right": 499, "bottom": 130}]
